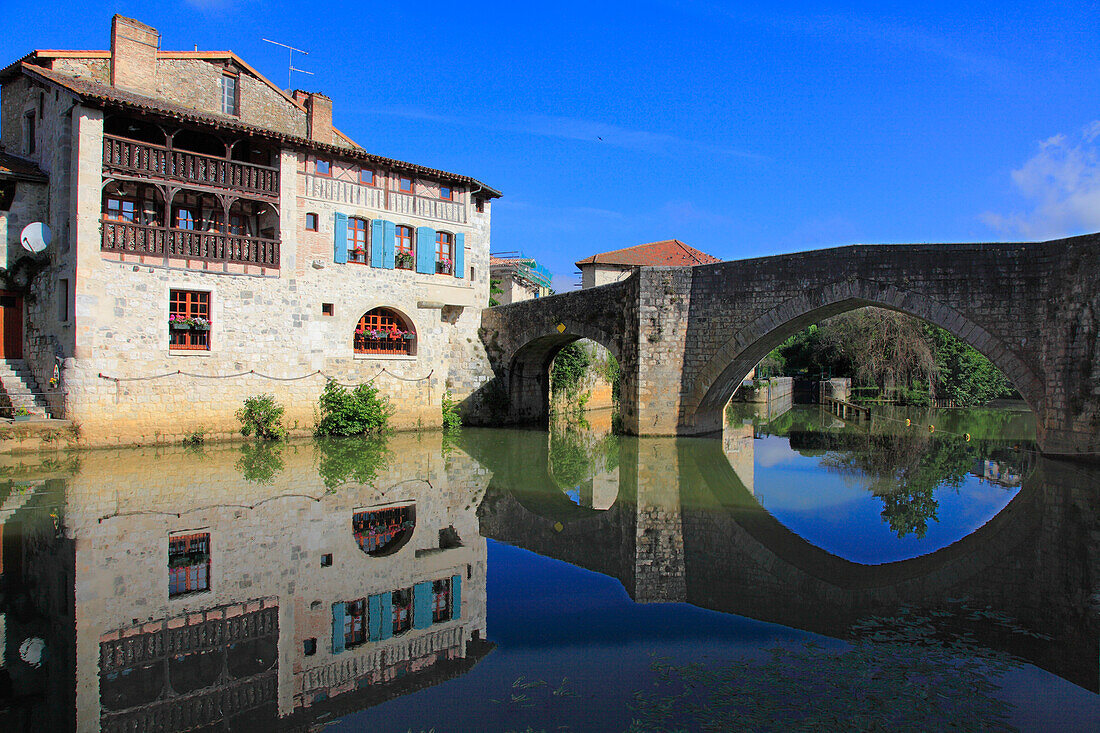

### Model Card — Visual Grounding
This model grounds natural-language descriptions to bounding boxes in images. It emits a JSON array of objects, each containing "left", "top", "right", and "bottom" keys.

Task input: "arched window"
[
  {"left": 347, "top": 217, "right": 368, "bottom": 263},
  {"left": 354, "top": 307, "right": 415, "bottom": 355},
  {"left": 353, "top": 505, "right": 415, "bottom": 557},
  {"left": 396, "top": 225, "right": 414, "bottom": 269},
  {"left": 435, "top": 232, "right": 454, "bottom": 274}
]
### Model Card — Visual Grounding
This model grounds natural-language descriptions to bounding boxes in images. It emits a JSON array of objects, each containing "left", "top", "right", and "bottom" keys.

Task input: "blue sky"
[{"left": 4, "top": 1, "right": 1100, "bottom": 290}]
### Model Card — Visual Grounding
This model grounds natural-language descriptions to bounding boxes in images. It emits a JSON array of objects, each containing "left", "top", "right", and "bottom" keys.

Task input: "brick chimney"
[
  {"left": 110, "top": 15, "right": 159, "bottom": 94},
  {"left": 293, "top": 91, "right": 333, "bottom": 144}
]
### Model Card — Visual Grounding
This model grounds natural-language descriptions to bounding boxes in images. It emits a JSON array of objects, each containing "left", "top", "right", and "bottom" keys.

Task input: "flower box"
[
  {"left": 192, "top": 323, "right": 211, "bottom": 331},
  {"left": 436, "top": 260, "right": 453, "bottom": 275},
  {"left": 169, "top": 321, "right": 191, "bottom": 330},
  {"left": 403, "top": 333, "right": 416, "bottom": 340}
]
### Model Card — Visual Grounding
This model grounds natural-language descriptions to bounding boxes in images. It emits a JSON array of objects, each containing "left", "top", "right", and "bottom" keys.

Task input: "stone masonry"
[{"left": 476, "top": 235, "right": 1100, "bottom": 459}]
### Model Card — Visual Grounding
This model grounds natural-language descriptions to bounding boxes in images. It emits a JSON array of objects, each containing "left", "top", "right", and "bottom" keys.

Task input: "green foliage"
[
  {"left": 550, "top": 342, "right": 591, "bottom": 397},
  {"left": 182, "top": 425, "right": 207, "bottom": 446},
  {"left": 548, "top": 426, "right": 590, "bottom": 490},
  {"left": 315, "top": 436, "right": 392, "bottom": 489},
  {"left": 236, "top": 441, "right": 285, "bottom": 484},
  {"left": 925, "top": 324, "right": 1015, "bottom": 406},
  {"left": 315, "top": 380, "right": 393, "bottom": 437},
  {"left": 488, "top": 277, "right": 504, "bottom": 307},
  {"left": 236, "top": 394, "right": 288, "bottom": 440},
  {"left": 594, "top": 353, "right": 622, "bottom": 405},
  {"left": 441, "top": 390, "right": 462, "bottom": 431}
]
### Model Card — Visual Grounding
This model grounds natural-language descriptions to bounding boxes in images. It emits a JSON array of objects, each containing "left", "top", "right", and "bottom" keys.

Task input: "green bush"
[
  {"left": 551, "top": 342, "right": 591, "bottom": 396},
  {"left": 236, "top": 394, "right": 288, "bottom": 440},
  {"left": 441, "top": 390, "right": 462, "bottom": 431},
  {"left": 315, "top": 380, "right": 392, "bottom": 436}
]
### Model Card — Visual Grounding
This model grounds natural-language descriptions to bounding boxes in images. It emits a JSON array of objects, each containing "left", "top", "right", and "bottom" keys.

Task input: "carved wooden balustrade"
[
  {"left": 102, "top": 220, "right": 281, "bottom": 269},
  {"left": 103, "top": 134, "right": 280, "bottom": 199}
]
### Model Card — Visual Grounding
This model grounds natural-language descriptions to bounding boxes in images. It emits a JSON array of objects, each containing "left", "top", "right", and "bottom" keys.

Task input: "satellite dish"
[{"left": 20, "top": 222, "right": 51, "bottom": 254}]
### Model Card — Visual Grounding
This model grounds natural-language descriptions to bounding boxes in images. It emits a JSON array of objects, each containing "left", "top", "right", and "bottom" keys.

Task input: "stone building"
[
  {"left": 489, "top": 252, "right": 553, "bottom": 304},
  {"left": 0, "top": 432, "right": 490, "bottom": 731},
  {"left": 575, "top": 239, "right": 719, "bottom": 289},
  {"left": 0, "top": 15, "right": 500, "bottom": 445}
]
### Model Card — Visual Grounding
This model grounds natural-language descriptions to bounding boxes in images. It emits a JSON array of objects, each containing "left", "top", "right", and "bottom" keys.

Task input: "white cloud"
[{"left": 981, "top": 121, "right": 1100, "bottom": 239}]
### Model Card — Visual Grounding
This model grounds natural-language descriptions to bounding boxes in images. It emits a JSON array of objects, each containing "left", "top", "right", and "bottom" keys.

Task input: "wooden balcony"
[
  {"left": 302, "top": 173, "right": 467, "bottom": 224},
  {"left": 102, "top": 220, "right": 280, "bottom": 269},
  {"left": 103, "top": 134, "right": 280, "bottom": 199}
]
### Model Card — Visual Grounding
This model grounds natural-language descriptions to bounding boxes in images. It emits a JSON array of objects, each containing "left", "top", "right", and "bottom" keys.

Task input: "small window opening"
[
  {"left": 320, "top": 553, "right": 333, "bottom": 567},
  {"left": 322, "top": 303, "right": 334, "bottom": 316},
  {"left": 475, "top": 198, "right": 485, "bottom": 213},
  {"left": 399, "top": 176, "right": 413, "bottom": 193},
  {"left": 315, "top": 159, "right": 331, "bottom": 176},
  {"left": 305, "top": 212, "right": 318, "bottom": 231},
  {"left": 23, "top": 111, "right": 36, "bottom": 155},
  {"left": 59, "top": 278, "right": 69, "bottom": 322},
  {"left": 221, "top": 74, "right": 239, "bottom": 116},
  {"left": 304, "top": 638, "right": 317, "bottom": 656}
]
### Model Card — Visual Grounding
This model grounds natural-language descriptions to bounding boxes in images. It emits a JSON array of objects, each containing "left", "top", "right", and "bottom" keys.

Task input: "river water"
[{"left": 0, "top": 402, "right": 1095, "bottom": 731}]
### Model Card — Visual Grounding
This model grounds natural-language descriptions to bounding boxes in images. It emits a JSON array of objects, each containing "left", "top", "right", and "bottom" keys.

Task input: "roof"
[
  {"left": 0, "top": 150, "right": 47, "bottom": 182},
  {"left": 5, "top": 57, "right": 500, "bottom": 197},
  {"left": 575, "top": 239, "right": 721, "bottom": 268}
]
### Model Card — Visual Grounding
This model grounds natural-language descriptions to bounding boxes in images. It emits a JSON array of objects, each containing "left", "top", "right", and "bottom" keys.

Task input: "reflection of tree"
[
  {"left": 820, "top": 434, "right": 973, "bottom": 538},
  {"left": 315, "top": 437, "right": 392, "bottom": 489},
  {"left": 548, "top": 427, "right": 589, "bottom": 490},
  {"left": 628, "top": 605, "right": 1025, "bottom": 732},
  {"left": 236, "top": 441, "right": 285, "bottom": 484}
]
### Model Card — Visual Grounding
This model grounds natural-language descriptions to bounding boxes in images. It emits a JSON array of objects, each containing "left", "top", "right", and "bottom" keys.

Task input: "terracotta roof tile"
[
  {"left": 0, "top": 151, "right": 47, "bottom": 182},
  {"left": 14, "top": 62, "right": 501, "bottom": 197},
  {"left": 575, "top": 240, "right": 720, "bottom": 268}
]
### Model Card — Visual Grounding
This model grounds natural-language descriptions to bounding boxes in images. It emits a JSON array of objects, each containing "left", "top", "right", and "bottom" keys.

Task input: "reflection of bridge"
[
  {"left": 474, "top": 235, "right": 1100, "bottom": 458},
  {"left": 468, "top": 431, "right": 1099, "bottom": 691}
]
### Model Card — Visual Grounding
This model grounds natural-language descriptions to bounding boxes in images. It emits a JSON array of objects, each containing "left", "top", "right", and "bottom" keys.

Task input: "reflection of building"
[
  {"left": 0, "top": 433, "right": 490, "bottom": 731},
  {"left": 490, "top": 252, "right": 553, "bottom": 304},
  {"left": 972, "top": 459, "right": 1023, "bottom": 488},
  {"left": 575, "top": 239, "right": 719, "bottom": 289},
  {"left": 0, "top": 15, "right": 500, "bottom": 441}
]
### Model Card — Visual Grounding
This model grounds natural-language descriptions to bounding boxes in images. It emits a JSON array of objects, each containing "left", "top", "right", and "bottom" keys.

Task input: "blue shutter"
[
  {"left": 368, "top": 594, "right": 383, "bottom": 641},
  {"left": 333, "top": 213, "right": 348, "bottom": 264},
  {"left": 370, "top": 220, "right": 384, "bottom": 268},
  {"left": 454, "top": 233, "right": 465, "bottom": 279},
  {"left": 379, "top": 591, "right": 393, "bottom": 640},
  {"left": 383, "top": 221, "right": 396, "bottom": 269},
  {"left": 416, "top": 227, "right": 436, "bottom": 274},
  {"left": 413, "top": 581, "right": 433, "bottom": 629},
  {"left": 451, "top": 574, "right": 462, "bottom": 619},
  {"left": 331, "top": 603, "right": 346, "bottom": 654}
]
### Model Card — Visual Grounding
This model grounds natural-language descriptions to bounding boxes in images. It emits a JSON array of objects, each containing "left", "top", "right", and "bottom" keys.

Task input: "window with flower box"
[
  {"left": 353, "top": 505, "right": 415, "bottom": 556},
  {"left": 169, "top": 290, "right": 211, "bottom": 351},
  {"left": 392, "top": 588, "right": 413, "bottom": 636},
  {"left": 435, "top": 232, "right": 454, "bottom": 274},
  {"left": 347, "top": 217, "right": 369, "bottom": 263},
  {"left": 354, "top": 308, "right": 414, "bottom": 355},
  {"left": 432, "top": 578, "right": 452, "bottom": 623},
  {"left": 168, "top": 532, "right": 210, "bottom": 597},
  {"left": 395, "top": 225, "right": 414, "bottom": 270}
]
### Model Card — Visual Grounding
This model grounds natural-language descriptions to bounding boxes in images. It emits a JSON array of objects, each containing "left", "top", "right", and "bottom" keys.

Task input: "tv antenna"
[{"left": 262, "top": 38, "right": 313, "bottom": 90}]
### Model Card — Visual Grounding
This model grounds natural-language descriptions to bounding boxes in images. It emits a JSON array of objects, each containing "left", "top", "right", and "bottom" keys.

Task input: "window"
[
  {"left": 315, "top": 159, "right": 331, "bottom": 176},
  {"left": 347, "top": 217, "right": 368, "bottom": 263},
  {"left": 59, "top": 278, "right": 69, "bottom": 322},
  {"left": 23, "top": 111, "right": 35, "bottom": 155},
  {"left": 207, "top": 209, "right": 225, "bottom": 232},
  {"left": 229, "top": 214, "right": 249, "bottom": 236},
  {"left": 169, "top": 289, "right": 211, "bottom": 351},
  {"left": 353, "top": 505, "right": 415, "bottom": 555},
  {"left": 392, "top": 588, "right": 413, "bottom": 636},
  {"left": 360, "top": 168, "right": 375, "bottom": 185},
  {"left": 305, "top": 212, "right": 318, "bottom": 231},
  {"left": 435, "top": 232, "right": 454, "bottom": 275},
  {"left": 475, "top": 198, "right": 485, "bottom": 213},
  {"left": 432, "top": 578, "right": 452, "bottom": 623},
  {"left": 304, "top": 638, "right": 317, "bottom": 656},
  {"left": 104, "top": 197, "right": 137, "bottom": 223},
  {"left": 175, "top": 208, "right": 196, "bottom": 230},
  {"left": 399, "top": 176, "right": 413, "bottom": 193},
  {"left": 343, "top": 599, "right": 367, "bottom": 648},
  {"left": 322, "top": 303, "right": 334, "bottom": 316},
  {"left": 168, "top": 533, "right": 210, "bottom": 597},
  {"left": 395, "top": 225, "right": 414, "bottom": 269},
  {"left": 221, "top": 74, "right": 240, "bottom": 116},
  {"left": 320, "top": 553, "right": 333, "bottom": 567},
  {"left": 440, "top": 185, "right": 453, "bottom": 201},
  {"left": 354, "top": 308, "right": 413, "bottom": 355}
]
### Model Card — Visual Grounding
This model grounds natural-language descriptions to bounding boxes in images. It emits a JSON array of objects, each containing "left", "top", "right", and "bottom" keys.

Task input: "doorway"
[{"left": 0, "top": 291, "right": 23, "bottom": 359}]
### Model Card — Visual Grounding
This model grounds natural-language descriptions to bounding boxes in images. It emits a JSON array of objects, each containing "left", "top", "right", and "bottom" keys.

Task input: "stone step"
[{"left": 0, "top": 359, "right": 50, "bottom": 417}]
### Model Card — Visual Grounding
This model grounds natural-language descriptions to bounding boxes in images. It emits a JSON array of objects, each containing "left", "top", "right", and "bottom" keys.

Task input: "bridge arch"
[
  {"left": 502, "top": 318, "right": 627, "bottom": 426},
  {"left": 685, "top": 278, "right": 1044, "bottom": 431}
]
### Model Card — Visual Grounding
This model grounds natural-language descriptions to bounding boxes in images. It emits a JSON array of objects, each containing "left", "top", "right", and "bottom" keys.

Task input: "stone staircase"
[{"left": 0, "top": 359, "right": 51, "bottom": 417}]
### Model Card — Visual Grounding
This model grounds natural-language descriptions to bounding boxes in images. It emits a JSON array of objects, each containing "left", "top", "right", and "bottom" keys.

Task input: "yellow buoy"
[
  {"left": 965, "top": 433, "right": 971, "bottom": 442},
  {"left": 905, "top": 418, "right": 911, "bottom": 427},
  {"left": 928, "top": 425, "right": 935, "bottom": 433}
]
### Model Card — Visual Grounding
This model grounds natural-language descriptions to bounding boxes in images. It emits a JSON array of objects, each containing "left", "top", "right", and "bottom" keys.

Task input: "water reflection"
[{"left": 0, "top": 410, "right": 1094, "bottom": 731}]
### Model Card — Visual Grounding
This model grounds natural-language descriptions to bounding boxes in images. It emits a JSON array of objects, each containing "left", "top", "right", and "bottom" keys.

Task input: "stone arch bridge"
[{"left": 474, "top": 234, "right": 1100, "bottom": 458}]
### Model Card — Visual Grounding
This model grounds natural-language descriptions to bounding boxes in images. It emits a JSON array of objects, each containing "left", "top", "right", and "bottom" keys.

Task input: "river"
[{"left": 0, "top": 402, "right": 1095, "bottom": 731}]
